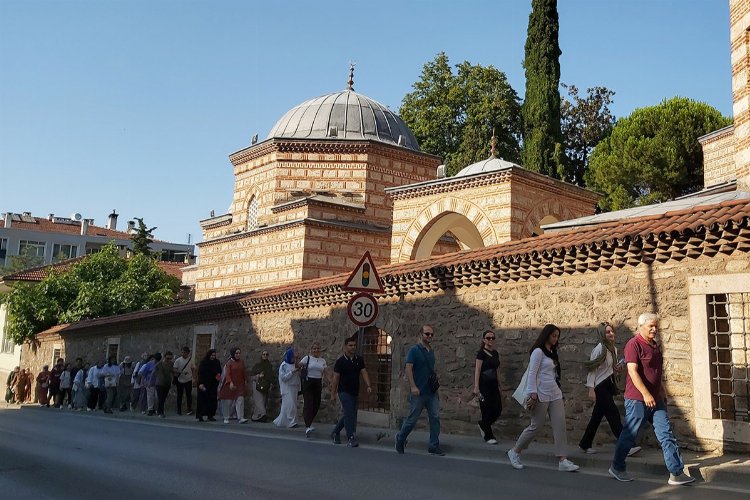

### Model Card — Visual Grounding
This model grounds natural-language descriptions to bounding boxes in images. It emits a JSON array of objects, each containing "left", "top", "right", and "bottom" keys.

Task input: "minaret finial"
[
  {"left": 490, "top": 128, "right": 497, "bottom": 158},
  {"left": 347, "top": 61, "right": 356, "bottom": 91}
]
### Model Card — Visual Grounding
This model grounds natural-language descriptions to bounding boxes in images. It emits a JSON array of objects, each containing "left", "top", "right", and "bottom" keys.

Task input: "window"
[
  {"left": 51, "top": 345, "right": 62, "bottom": 367},
  {"left": 52, "top": 243, "right": 78, "bottom": 262},
  {"left": 0, "top": 238, "right": 7, "bottom": 266},
  {"left": 19, "top": 240, "right": 45, "bottom": 259},
  {"left": 194, "top": 333, "right": 214, "bottom": 359},
  {"left": 707, "top": 293, "right": 749, "bottom": 422},
  {"left": 106, "top": 338, "right": 120, "bottom": 362},
  {"left": 247, "top": 195, "right": 259, "bottom": 230},
  {"left": 0, "top": 320, "right": 14, "bottom": 354},
  {"left": 358, "top": 326, "right": 392, "bottom": 413}
]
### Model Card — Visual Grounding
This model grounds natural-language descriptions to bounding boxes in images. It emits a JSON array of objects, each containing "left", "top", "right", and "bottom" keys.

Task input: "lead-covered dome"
[
  {"left": 267, "top": 90, "right": 420, "bottom": 151},
  {"left": 454, "top": 157, "right": 522, "bottom": 177}
]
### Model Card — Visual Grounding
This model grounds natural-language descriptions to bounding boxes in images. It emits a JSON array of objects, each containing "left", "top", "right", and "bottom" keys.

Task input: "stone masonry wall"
[
  {"left": 701, "top": 128, "right": 736, "bottom": 188},
  {"left": 23, "top": 251, "right": 750, "bottom": 453}
]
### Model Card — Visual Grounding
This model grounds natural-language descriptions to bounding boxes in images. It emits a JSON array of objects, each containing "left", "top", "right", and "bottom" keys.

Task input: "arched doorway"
[{"left": 412, "top": 212, "right": 487, "bottom": 260}]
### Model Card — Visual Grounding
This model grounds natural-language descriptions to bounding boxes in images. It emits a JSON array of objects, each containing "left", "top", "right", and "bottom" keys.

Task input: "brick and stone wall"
[
  {"left": 23, "top": 251, "right": 750, "bottom": 453},
  {"left": 700, "top": 126, "right": 736, "bottom": 188},
  {"left": 731, "top": 0, "right": 750, "bottom": 190}
]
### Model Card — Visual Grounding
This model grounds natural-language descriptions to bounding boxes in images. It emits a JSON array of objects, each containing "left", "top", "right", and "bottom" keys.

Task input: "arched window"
[{"left": 247, "top": 195, "right": 259, "bottom": 230}]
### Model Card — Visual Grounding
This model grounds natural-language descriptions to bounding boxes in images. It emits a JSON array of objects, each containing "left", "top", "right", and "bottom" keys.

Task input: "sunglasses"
[
  {"left": 485, "top": 336, "right": 496, "bottom": 340},
  {"left": 262, "top": 352, "right": 269, "bottom": 356},
  {"left": 422, "top": 332, "right": 434, "bottom": 337}
]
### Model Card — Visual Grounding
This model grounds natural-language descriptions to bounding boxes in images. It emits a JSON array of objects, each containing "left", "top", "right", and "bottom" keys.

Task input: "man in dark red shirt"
[{"left": 608, "top": 313, "right": 695, "bottom": 485}]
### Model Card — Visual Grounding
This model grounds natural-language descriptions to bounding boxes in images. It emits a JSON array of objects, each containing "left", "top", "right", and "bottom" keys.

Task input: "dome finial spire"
[
  {"left": 490, "top": 128, "right": 497, "bottom": 158},
  {"left": 347, "top": 61, "right": 356, "bottom": 91}
]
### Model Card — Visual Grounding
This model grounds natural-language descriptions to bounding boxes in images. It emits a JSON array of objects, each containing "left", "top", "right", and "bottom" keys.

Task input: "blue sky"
[{"left": 0, "top": 0, "right": 731, "bottom": 247}]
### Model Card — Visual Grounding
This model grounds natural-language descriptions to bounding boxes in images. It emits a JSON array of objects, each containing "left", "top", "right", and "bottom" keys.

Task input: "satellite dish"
[{"left": 71, "top": 213, "right": 82, "bottom": 221}]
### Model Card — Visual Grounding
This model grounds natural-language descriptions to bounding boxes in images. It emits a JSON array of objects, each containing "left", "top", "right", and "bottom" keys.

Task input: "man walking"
[
  {"left": 330, "top": 335, "right": 372, "bottom": 448},
  {"left": 138, "top": 354, "right": 158, "bottom": 416},
  {"left": 395, "top": 325, "right": 444, "bottom": 456},
  {"left": 101, "top": 355, "right": 121, "bottom": 414},
  {"left": 172, "top": 346, "right": 194, "bottom": 416},
  {"left": 155, "top": 351, "right": 175, "bottom": 418},
  {"left": 608, "top": 313, "right": 694, "bottom": 485}
]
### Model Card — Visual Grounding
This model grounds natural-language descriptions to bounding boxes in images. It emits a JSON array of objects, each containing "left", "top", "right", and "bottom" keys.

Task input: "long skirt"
[
  {"left": 273, "top": 391, "right": 299, "bottom": 428},
  {"left": 72, "top": 387, "right": 87, "bottom": 409},
  {"left": 37, "top": 384, "right": 49, "bottom": 405}
]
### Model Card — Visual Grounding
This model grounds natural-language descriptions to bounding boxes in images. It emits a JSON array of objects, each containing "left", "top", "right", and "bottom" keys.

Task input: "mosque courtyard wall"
[{"left": 22, "top": 249, "right": 750, "bottom": 453}]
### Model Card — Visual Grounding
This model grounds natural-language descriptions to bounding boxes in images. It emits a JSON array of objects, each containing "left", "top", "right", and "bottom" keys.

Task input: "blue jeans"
[
  {"left": 332, "top": 391, "right": 358, "bottom": 439},
  {"left": 612, "top": 398, "right": 684, "bottom": 475},
  {"left": 396, "top": 393, "right": 441, "bottom": 451}
]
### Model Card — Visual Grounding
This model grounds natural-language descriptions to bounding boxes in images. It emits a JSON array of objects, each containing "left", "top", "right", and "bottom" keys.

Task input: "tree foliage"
[
  {"left": 0, "top": 246, "right": 44, "bottom": 277},
  {"left": 586, "top": 97, "right": 732, "bottom": 211},
  {"left": 131, "top": 217, "right": 156, "bottom": 256},
  {"left": 560, "top": 84, "right": 615, "bottom": 186},
  {"left": 522, "top": 0, "right": 563, "bottom": 178},
  {"left": 400, "top": 53, "right": 522, "bottom": 176},
  {"left": 1, "top": 243, "right": 181, "bottom": 344}
]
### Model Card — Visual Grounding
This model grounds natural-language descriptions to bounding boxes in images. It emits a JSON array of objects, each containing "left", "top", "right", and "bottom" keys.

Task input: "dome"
[
  {"left": 266, "top": 90, "right": 420, "bottom": 151},
  {"left": 454, "top": 157, "right": 521, "bottom": 177}
]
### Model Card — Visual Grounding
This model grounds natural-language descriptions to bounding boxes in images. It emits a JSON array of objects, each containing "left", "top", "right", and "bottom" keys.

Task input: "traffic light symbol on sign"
[{"left": 362, "top": 263, "right": 370, "bottom": 286}]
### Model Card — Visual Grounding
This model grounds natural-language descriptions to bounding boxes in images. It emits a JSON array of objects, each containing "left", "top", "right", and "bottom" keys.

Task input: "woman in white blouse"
[
  {"left": 273, "top": 348, "right": 301, "bottom": 428},
  {"left": 579, "top": 322, "right": 641, "bottom": 456},
  {"left": 507, "top": 324, "right": 579, "bottom": 472},
  {"left": 300, "top": 342, "right": 329, "bottom": 438}
]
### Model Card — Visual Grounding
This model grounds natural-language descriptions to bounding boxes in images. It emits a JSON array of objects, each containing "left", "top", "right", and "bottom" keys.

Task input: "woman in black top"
[
  {"left": 196, "top": 349, "right": 222, "bottom": 422},
  {"left": 473, "top": 330, "right": 502, "bottom": 444}
]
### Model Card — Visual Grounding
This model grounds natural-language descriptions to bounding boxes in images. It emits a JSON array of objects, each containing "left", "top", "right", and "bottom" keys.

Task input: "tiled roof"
[
  {"left": 45, "top": 196, "right": 750, "bottom": 335},
  {"left": 0, "top": 216, "right": 132, "bottom": 239},
  {"left": 2, "top": 256, "right": 186, "bottom": 282}
]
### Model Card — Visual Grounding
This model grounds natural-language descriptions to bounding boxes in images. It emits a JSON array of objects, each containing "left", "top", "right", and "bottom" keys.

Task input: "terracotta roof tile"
[
  {"left": 44, "top": 196, "right": 750, "bottom": 335},
  {"left": 0, "top": 217, "right": 132, "bottom": 239},
  {"left": 2, "top": 256, "right": 185, "bottom": 282}
]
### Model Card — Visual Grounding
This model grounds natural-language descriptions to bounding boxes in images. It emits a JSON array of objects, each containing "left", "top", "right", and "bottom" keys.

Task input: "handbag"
[
  {"left": 512, "top": 365, "right": 529, "bottom": 407},
  {"left": 255, "top": 376, "right": 270, "bottom": 393},
  {"left": 418, "top": 347, "right": 440, "bottom": 392},
  {"left": 298, "top": 355, "right": 311, "bottom": 395}
]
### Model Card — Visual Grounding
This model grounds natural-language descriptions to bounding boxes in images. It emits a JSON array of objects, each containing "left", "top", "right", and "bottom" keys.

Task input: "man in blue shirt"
[{"left": 395, "top": 325, "right": 444, "bottom": 456}]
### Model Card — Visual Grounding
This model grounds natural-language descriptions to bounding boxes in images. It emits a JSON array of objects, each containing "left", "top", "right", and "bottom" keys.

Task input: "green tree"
[
  {"left": 561, "top": 84, "right": 616, "bottom": 186},
  {"left": 586, "top": 97, "right": 731, "bottom": 211},
  {"left": 1, "top": 243, "right": 181, "bottom": 344},
  {"left": 0, "top": 246, "right": 45, "bottom": 276},
  {"left": 522, "top": 0, "right": 563, "bottom": 178},
  {"left": 400, "top": 53, "right": 522, "bottom": 176},
  {"left": 131, "top": 217, "right": 156, "bottom": 256}
]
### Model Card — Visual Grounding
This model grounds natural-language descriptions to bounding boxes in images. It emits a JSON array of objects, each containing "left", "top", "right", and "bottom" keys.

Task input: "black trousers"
[
  {"left": 87, "top": 387, "right": 99, "bottom": 410},
  {"left": 478, "top": 381, "right": 502, "bottom": 441},
  {"left": 579, "top": 376, "right": 623, "bottom": 450},
  {"left": 302, "top": 378, "right": 322, "bottom": 427},
  {"left": 196, "top": 384, "right": 218, "bottom": 419},
  {"left": 156, "top": 385, "right": 170, "bottom": 416},
  {"left": 176, "top": 380, "right": 193, "bottom": 413}
]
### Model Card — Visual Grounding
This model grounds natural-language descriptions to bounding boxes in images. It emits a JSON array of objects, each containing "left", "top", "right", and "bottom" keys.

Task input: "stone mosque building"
[{"left": 18, "top": 0, "right": 750, "bottom": 453}]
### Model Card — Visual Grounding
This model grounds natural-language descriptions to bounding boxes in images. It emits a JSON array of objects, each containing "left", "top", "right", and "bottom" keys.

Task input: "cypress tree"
[{"left": 522, "top": 0, "right": 563, "bottom": 178}]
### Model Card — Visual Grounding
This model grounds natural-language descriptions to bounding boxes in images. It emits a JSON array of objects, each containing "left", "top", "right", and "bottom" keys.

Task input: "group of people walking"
[{"left": 4, "top": 312, "right": 696, "bottom": 486}]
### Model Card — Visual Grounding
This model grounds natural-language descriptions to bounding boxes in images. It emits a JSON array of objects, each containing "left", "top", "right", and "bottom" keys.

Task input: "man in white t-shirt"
[{"left": 172, "top": 346, "right": 194, "bottom": 416}]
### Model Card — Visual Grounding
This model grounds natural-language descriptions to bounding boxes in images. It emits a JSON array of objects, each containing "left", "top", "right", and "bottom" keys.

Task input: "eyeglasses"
[
  {"left": 485, "top": 336, "right": 496, "bottom": 340},
  {"left": 422, "top": 332, "right": 434, "bottom": 337},
  {"left": 262, "top": 352, "right": 269, "bottom": 356}
]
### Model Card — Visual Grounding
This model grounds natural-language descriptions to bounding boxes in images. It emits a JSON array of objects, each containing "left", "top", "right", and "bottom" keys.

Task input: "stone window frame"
[
  {"left": 192, "top": 325, "right": 216, "bottom": 363},
  {"left": 51, "top": 344, "right": 62, "bottom": 368},
  {"left": 689, "top": 273, "right": 750, "bottom": 445},
  {"left": 106, "top": 337, "right": 120, "bottom": 363},
  {"left": 247, "top": 195, "right": 259, "bottom": 231}
]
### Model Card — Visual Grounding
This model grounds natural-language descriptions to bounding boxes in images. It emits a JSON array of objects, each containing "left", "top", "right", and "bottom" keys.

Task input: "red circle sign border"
[{"left": 346, "top": 292, "right": 379, "bottom": 327}]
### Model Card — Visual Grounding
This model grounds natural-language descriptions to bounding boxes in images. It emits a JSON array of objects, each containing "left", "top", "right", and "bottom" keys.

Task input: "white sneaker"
[
  {"left": 507, "top": 449, "right": 524, "bottom": 469},
  {"left": 559, "top": 459, "right": 580, "bottom": 472},
  {"left": 223, "top": 418, "right": 230, "bottom": 424},
  {"left": 627, "top": 446, "right": 642, "bottom": 457},
  {"left": 239, "top": 418, "right": 248, "bottom": 424},
  {"left": 581, "top": 447, "right": 597, "bottom": 454},
  {"left": 486, "top": 438, "right": 498, "bottom": 445},
  {"left": 308, "top": 426, "right": 316, "bottom": 432},
  {"left": 305, "top": 427, "right": 313, "bottom": 438}
]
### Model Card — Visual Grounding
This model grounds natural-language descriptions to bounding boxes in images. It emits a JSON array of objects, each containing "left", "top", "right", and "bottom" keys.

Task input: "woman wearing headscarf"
[
  {"left": 14, "top": 368, "right": 29, "bottom": 404},
  {"left": 196, "top": 349, "right": 222, "bottom": 422},
  {"left": 36, "top": 365, "right": 51, "bottom": 407},
  {"left": 250, "top": 350, "right": 274, "bottom": 422},
  {"left": 72, "top": 363, "right": 88, "bottom": 410},
  {"left": 507, "top": 324, "right": 579, "bottom": 472},
  {"left": 579, "top": 322, "right": 641, "bottom": 456},
  {"left": 273, "top": 347, "right": 301, "bottom": 428},
  {"left": 21, "top": 368, "right": 33, "bottom": 403},
  {"left": 5, "top": 366, "right": 19, "bottom": 403},
  {"left": 218, "top": 347, "right": 248, "bottom": 424}
]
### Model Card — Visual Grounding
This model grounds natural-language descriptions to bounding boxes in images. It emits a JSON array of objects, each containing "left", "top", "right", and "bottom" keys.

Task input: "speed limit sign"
[{"left": 347, "top": 293, "right": 379, "bottom": 327}]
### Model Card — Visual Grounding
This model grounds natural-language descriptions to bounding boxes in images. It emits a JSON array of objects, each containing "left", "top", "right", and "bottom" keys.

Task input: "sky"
[{"left": 0, "top": 0, "right": 732, "bottom": 248}]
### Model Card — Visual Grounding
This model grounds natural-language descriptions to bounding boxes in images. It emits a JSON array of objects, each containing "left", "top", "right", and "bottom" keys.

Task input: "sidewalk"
[{"left": 5, "top": 402, "right": 749, "bottom": 491}]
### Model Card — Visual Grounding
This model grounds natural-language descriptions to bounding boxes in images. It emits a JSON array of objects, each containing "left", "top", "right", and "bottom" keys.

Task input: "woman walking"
[
  {"left": 72, "top": 364, "right": 88, "bottom": 410},
  {"left": 196, "top": 349, "right": 222, "bottom": 422},
  {"left": 579, "top": 322, "right": 641, "bottom": 456},
  {"left": 507, "top": 324, "right": 579, "bottom": 472},
  {"left": 273, "top": 347, "right": 301, "bottom": 428},
  {"left": 300, "top": 342, "right": 328, "bottom": 438},
  {"left": 36, "top": 365, "right": 51, "bottom": 407},
  {"left": 473, "top": 330, "right": 502, "bottom": 445},
  {"left": 219, "top": 347, "right": 248, "bottom": 424},
  {"left": 5, "top": 367, "right": 19, "bottom": 403},
  {"left": 250, "top": 350, "right": 273, "bottom": 422}
]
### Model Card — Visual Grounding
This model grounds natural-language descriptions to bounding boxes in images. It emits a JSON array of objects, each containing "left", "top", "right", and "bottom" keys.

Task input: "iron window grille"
[{"left": 358, "top": 326, "right": 392, "bottom": 413}]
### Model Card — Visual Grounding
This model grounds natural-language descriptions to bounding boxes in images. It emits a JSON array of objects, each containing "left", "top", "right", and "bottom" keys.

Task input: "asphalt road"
[{"left": 0, "top": 407, "right": 746, "bottom": 500}]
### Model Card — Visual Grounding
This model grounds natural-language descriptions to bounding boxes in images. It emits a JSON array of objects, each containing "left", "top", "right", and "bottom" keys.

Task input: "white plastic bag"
[{"left": 512, "top": 366, "right": 529, "bottom": 407}]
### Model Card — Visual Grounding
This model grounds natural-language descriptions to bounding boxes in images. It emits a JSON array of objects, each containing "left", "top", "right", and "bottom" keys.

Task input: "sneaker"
[
  {"left": 668, "top": 473, "right": 695, "bottom": 486},
  {"left": 507, "top": 449, "right": 524, "bottom": 470},
  {"left": 289, "top": 423, "right": 299, "bottom": 428},
  {"left": 305, "top": 428, "right": 313, "bottom": 438},
  {"left": 608, "top": 466, "right": 634, "bottom": 482},
  {"left": 67, "top": 405, "right": 72, "bottom": 409},
  {"left": 159, "top": 414, "right": 165, "bottom": 419},
  {"left": 428, "top": 447, "right": 445, "bottom": 456},
  {"left": 207, "top": 417, "right": 216, "bottom": 422},
  {"left": 395, "top": 437, "right": 405, "bottom": 454},
  {"left": 486, "top": 438, "right": 498, "bottom": 445},
  {"left": 86, "top": 408, "right": 92, "bottom": 412},
  {"left": 186, "top": 410, "right": 193, "bottom": 416},
  {"left": 307, "top": 426, "right": 316, "bottom": 432},
  {"left": 347, "top": 435, "right": 359, "bottom": 448},
  {"left": 223, "top": 418, "right": 230, "bottom": 424},
  {"left": 627, "top": 446, "right": 642, "bottom": 457},
  {"left": 478, "top": 424, "right": 485, "bottom": 440},
  {"left": 580, "top": 447, "right": 597, "bottom": 454},
  {"left": 331, "top": 432, "right": 341, "bottom": 445},
  {"left": 558, "top": 459, "right": 580, "bottom": 472},
  {"left": 239, "top": 418, "right": 248, "bottom": 424}
]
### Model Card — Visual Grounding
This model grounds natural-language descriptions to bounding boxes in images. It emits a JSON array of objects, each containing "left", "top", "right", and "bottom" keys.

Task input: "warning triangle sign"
[{"left": 342, "top": 251, "right": 384, "bottom": 293}]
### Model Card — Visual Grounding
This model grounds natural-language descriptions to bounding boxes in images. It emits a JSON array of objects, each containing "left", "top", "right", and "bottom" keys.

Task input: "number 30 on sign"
[{"left": 346, "top": 293, "right": 379, "bottom": 327}]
